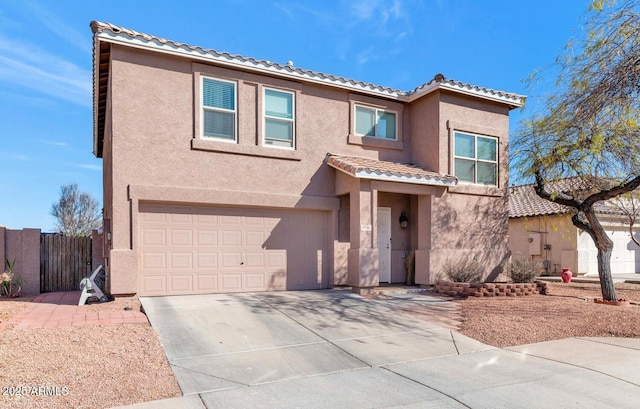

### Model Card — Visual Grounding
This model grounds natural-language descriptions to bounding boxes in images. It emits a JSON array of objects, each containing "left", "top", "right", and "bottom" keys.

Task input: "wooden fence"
[{"left": 40, "top": 235, "right": 93, "bottom": 292}]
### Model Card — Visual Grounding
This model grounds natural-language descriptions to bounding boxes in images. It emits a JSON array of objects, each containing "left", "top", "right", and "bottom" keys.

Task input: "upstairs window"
[
  {"left": 355, "top": 105, "right": 397, "bottom": 140},
  {"left": 454, "top": 131, "right": 498, "bottom": 186},
  {"left": 202, "top": 77, "right": 236, "bottom": 141},
  {"left": 264, "top": 88, "right": 295, "bottom": 148}
]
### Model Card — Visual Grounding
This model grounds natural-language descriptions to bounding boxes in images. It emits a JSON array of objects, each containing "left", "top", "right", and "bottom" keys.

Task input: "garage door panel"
[
  {"left": 245, "top": 272, "right": 265, "bottom": 290},
  {"left": 196, "top": 230, "right": 217, "bottom": 246},
  {"left": 287, "top": 231, "right": 308, "bottom": 249},
  {"left": 306, "top": 232, "right": 327, "bottom": 249},
  {"left": 140, "top": 212, "right": 166, "bottom": 223},
  {"left": 139, "top": 204, "right": 328, "bottom": 295},
  {"left": 169, "top": 275, "right": 193, "bottom": 293},
  {"left": 169, "top": 252, "right": 193, "bottom": 269},
  {"left": 195, "top": 253, "right": 218, "bottom": 269},
  {"left": 244, "top": 216, "right": 265, "bottom": 226},
  {"left": 142, "top": 252, "right": 167, "bottom": 269},
  {"left": 220, "top": 273, "right": 243, "bottom": 291},
  {"left": 265, "top": 231, "right": 286, "bottom": 249},
  {"left": 169, "top": 213, "right": 193, "bottom": 224},
  {"left": 196, "top": 274, "right": 218, "bottom": 291},
  {"left": 170, "top": 229, "right": 193, "bottom": 246},
  {"left": 221, "top": 230, "right": 242, "bottom": 247},
  {"left": 221, "top": 252, "right": 243, "bottom": 268},
  {"left": 245, "top": 230, "right": 266, "bottom": 247},
  {"left": 220, "top": 215, "right": 242, "bottom": 225},
  {"left": 195, "top": 214, "right": 218, "bottom": 224},
  {"left": 266, "top": 251, "right": 286, "bottom": 269},
  {"left": 142, "top": 275, "right": 167, "bottom": 294},
  {"left": 306, "top": 212, "right": 326, "bottom": 230},
  {"left": 244, "top": 252, "right": 264, "bottom": 268},
  {"left": 142, "top": 229, "right": 167, "bottom": 246}
]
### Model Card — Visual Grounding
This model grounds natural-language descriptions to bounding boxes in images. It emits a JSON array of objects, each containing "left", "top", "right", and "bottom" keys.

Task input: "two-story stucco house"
[{"left": 91, "top": 21, "right": 525, "bottom": 296}]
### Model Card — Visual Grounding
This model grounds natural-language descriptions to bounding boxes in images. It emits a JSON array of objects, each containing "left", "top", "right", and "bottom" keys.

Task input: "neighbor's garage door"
[
  {"left": 585, "top": 228, "right": 640, "bottom": 275},
  {"left": 138, "top": 203, "right": 328, "bottom": 296}
]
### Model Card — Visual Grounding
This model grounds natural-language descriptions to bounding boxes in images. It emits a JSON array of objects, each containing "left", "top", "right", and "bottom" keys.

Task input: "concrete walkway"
[
  {"left": 119, "top": 290, "right": 640, "bottom": 409},
  {"left": 3, "top": 291, "right": 148, "bottom": 329}
]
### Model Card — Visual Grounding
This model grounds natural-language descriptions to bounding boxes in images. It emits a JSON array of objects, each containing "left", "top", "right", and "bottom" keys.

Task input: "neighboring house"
[
  {"left": 509, "top": 178, "right": 640, "bottom": 276},
  {"left": 91, "top": 21, "right": 525, "bottom": 296}
]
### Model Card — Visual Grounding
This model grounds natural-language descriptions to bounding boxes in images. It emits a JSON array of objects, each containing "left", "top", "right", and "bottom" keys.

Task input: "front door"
[{"left": 377, "top": 207, "right": 391, "bottom": 283}]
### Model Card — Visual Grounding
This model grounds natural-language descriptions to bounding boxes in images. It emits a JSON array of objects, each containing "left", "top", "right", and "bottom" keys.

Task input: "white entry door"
[{"left": 377, "top": 207, "right": 392, "bottom": 283}]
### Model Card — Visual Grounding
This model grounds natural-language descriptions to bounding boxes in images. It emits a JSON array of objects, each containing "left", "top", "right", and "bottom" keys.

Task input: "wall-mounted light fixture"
[{"left": 399, "top": 211, "right": 409, "bottom": 229}]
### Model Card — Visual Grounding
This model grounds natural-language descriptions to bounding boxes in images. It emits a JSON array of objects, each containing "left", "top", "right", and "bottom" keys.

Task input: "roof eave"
[
  {"left": 92, "top": 33, "right": 100, "bottom": 157},
  {"left": 92, "top": 29, "right": 406, "bottom": 101},
  {"left": 402, "top": 81, "right": 526, "bottom": 109},
  {"left": 354, "top": 170, "right": 458, "bottom": 187},
  {"left": 91, "top": 23, "right": 525, "bottom": 107},
  {"left": 328, "top": 162, "right": 457, "bottom": 187}
]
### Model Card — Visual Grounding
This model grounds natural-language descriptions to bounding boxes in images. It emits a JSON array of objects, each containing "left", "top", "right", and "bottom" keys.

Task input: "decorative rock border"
[
  {"left": 593, "top": 298, "right": 630, "bottom": 307},
  {"left": 434, "top": 280, "right": 548, "bottom": 297}
]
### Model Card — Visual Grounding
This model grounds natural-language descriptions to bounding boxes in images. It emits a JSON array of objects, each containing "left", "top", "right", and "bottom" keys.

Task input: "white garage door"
[
  {"left": 138, "top": 203, "right": 328, "bottom": 296},
  {"left": 584, "top": 228, "right": 640, "bottom": 275}
]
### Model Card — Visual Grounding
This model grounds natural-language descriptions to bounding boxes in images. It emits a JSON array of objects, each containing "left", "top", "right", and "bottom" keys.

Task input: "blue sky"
[{"left": 0, "top": 0, "right": 590, "bottom": 231}]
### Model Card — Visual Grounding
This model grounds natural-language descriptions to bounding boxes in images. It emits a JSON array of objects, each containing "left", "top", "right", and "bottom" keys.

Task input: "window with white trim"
[
  {"left": 201, "top": 77, "right": 236, "bottom": 141},
  {"left": 355, "top": 105, "right": 397, "bottom": 140},
  {"left": 454, "top": 131, "right": 498, "bottom": 186},
  {"left": 264, "top": 88, "right": 295, "bottom": 148}
]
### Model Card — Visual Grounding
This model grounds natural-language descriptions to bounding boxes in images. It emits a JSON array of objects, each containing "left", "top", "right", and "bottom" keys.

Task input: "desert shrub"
[
  {"left": 1, "top": 257, "right": 21, "bottom": 298},
  {"left": 440, "top": 257, "right": 484, "bottom": 283},
  {"left": 506, "top": 256, "right": 542, "bottom": 283}
]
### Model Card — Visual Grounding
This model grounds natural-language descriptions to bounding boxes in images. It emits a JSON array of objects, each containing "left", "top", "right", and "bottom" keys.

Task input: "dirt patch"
[
  {"left": 0, "top": 296, "right": 181, "bottom": 409},
  {"left": 456, "top": 282, "right": 640, "bottom": 348}
]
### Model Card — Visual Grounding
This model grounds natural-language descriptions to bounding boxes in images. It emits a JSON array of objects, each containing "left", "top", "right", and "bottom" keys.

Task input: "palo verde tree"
[
  {"left": 513, "top": 0, "right": 640, "bottom": 301},
  {"left": 50, "top": 183, "right": 102, "bottom": 236}
]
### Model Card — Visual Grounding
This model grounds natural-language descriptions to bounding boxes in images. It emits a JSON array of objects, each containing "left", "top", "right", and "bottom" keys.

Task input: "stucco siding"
[
  {"left": 100, "top": 41, "right": 517, "bottom": 294},
  {"left": 509, "top": 215, "right": 579, "bottom": 275}
]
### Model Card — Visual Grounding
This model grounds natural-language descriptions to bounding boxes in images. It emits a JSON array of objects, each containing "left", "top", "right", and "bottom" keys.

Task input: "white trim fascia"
[{"left": 94, "top": 29, "right": 525, "bottom": 108}]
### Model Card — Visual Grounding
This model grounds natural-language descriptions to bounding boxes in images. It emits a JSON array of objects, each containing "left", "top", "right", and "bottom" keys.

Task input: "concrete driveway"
[{"left": 128, "top": 289, "right": 640, "bottom": 409}]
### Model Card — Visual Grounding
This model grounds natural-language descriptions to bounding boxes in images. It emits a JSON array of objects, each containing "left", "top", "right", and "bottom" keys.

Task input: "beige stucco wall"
[
  {"left": 415, "top": 91, "right": 512, "bottom": 283},
  {"left": 102, "top": 44, "right": 515, "bottom": 293},
  {"left": 508, "top": 215, "right": 578, "bottom": 275}
]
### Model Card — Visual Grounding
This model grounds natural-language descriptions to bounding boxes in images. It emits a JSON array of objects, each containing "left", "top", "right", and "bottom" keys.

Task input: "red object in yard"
[{"left": 561, "top": 268, "right": 572, "bottom": 283}]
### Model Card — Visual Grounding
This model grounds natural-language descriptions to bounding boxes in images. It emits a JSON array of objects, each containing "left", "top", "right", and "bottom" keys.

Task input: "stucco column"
[
  {"left": 20, "top": 229, "right": 41, "bottom": 295},
  {"left": 347, "top": 180, "right": 379, "bottom": 289},
  {"left": 414, "top": 195, "right": 433, "bottom": 286}
]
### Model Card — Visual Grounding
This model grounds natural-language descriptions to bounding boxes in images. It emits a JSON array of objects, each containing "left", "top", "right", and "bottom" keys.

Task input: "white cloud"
[
  {"left": 73, "top": 164, "right": 102, "bottom": 171},
  {"left": 22, "top": 1, "right": 91, "bottom": 54},
  {"left": 0, "top": 36, "right": 91, "bottom": 107},
  {"left": 351, "top": 0, "right": 382, "bottom": 21},
  {"left": 357, "top": 47, "right": 376, "bottom": 65},
  {"left": 41, "top": 140, "right": 68, "bottom": 147}
]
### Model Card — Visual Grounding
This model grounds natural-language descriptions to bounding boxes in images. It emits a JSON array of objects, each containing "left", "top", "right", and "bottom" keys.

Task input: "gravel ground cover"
[
  {"left": 0, "top": 297, "right": 180, "bottom": 409},
  {"left": 457, "top": 281, "right": 640, "bottom": 347},
  {"left": 1, "top": 281, "right": 638, "bottom": 408}
]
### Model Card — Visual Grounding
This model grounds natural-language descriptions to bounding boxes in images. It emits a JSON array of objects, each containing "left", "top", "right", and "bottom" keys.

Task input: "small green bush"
[
  {"left": 506, "top": 256, "right": 542, "bottom": 283},
  {"left": 441, "top": 257, "right": 484, "bottom": 283}
]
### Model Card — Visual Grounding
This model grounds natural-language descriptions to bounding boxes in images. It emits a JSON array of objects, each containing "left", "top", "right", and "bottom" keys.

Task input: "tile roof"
[
  {"left": 90, "top": 21, "right": 525, "bottom": 107},
  {"left": 509, "top": 177, "right": 640, "bottom": 219},
  {"left": 509, "top": 183, "right": 573, "bottom": 218},
  {"left": 326, "top": 154, "right": 458, "bottom": 187}
]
